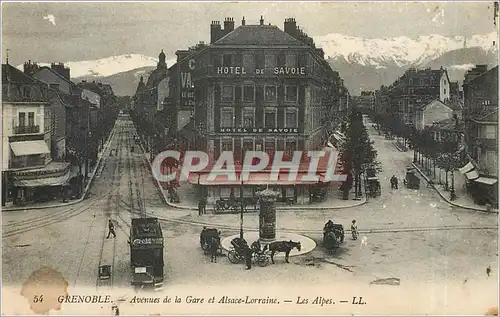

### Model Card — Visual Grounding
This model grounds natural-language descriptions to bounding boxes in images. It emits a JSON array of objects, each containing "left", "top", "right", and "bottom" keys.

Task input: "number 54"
[{"left": 33, "top": 295, "right": 44, "bottom": 303}]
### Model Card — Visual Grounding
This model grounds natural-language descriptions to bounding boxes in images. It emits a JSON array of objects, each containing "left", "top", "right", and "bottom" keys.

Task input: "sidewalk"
[
  {"left": 138, "top": 148, "right": 367, "bottom": 212},
  {"left": 2, "top": 122, "right": 117, "bottom": 212},
  {"left": 411, "top": 162, "right": 499, "bottom": 213}
]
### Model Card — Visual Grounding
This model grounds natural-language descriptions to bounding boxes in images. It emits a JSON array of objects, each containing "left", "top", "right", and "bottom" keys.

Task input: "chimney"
[
  {"left": 50, "top": 62, "right": 70, "bottom": 80},
  {"left": 210, "top": 20, "right": 222, "bottom": 44},
  {"left": 284, "top": 18, "right": 297, "bottom": 38},
  {"left": 260, "top": 15, "right": 264, "bottom": 25},
  {"left": 242, "top": 16, "right": 245, "bottom": 26},
  {"left": 175, "top": 50, "right": 190, "bottom": 63},
  {"left": 224, "top": 17, "right": 234, "bottom": 33}
]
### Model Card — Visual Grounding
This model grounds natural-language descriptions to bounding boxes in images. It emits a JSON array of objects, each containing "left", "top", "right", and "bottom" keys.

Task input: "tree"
[{"left": 340, "top": 109, "right": 381, "bottom": 199}]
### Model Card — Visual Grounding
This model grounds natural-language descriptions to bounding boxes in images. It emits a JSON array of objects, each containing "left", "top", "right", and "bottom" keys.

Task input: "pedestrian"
[
  {"left": 198, "top": 200, "right": 203, "bottom": 216},
  {"left": 394, "top": 176, "right": 398, "bottom": 189},
  {"left": 351, "top": 220, "right": 358, "bottom": 240},
  {"left": 107, "top": 219, "right": 116, "bottom": 239},
  {"left": 245, "top": 245, "right": 252, "bottom": 270},
  {"left": 202, "top": 198, "right": 206, "bottom": 214}
]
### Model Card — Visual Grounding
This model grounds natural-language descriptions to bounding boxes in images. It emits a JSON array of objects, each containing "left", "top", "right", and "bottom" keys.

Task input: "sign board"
[
  {"left": 180, "top": 58, "right": 196, "bottom": 107},
  {"left": 215, "top": 66, "right": 306, "bottom": 76},
  {"left": 218, "top": 127, "right": 299, "bottom": 134},
  {"left": 132, "top": 238, "right": 163, "bottom": 246}
]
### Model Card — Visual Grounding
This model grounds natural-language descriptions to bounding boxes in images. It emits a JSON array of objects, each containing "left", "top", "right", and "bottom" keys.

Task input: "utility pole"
[{"left": 240, "top": 178, "right": 244, "bottom": 239}]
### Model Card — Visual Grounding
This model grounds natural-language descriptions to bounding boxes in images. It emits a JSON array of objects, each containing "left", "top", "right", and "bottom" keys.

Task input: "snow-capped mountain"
[
  {"left": 314, "top": 31, "right": 498, "bottom": 69},
  {"left": 16, "top": 54, "right": 176, "bottom": 78}
]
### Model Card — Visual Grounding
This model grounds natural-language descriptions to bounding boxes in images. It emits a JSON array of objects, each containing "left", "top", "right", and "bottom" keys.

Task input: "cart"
[{"left": 404, "top": 168, "right": 420, "bottom": 189}]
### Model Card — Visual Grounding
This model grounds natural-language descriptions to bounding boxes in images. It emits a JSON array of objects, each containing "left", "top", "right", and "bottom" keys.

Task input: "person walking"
[
  {"left": 198, "top": 200, "right": 203, "bottom": 216},
  {"left": 244, "top": 244, "right": 252, "bottom": 270},
  {"left": 351, "top": 220, "right": 358, "bottom": 240},
  {"left": 210, "top": 237, "right": 219, "bottom": 263},
  {"left": 107, "top": 219, "right": 116, "bottom": 239}
]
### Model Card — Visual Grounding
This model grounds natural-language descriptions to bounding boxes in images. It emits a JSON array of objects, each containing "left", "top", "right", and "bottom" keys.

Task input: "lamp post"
[{"left": 239, "top": 179, "right": 244, "bottom": 240}]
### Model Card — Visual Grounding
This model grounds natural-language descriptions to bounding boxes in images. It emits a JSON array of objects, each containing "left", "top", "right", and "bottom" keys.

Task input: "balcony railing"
[{"left": 13, "top": 125, "right": 40, "bottom": 134}]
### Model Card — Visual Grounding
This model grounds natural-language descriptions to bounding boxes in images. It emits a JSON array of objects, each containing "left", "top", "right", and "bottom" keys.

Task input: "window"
[
  {"left": 409, "top": 88, "right": 414, "bottom": 94},
  {"left": 265, "top": 54, "right": 275, "bottom": 70},
  {"left": 284, "top": 139, "right": 297, "bottom": 157},
  {"left": 242, "top": 139, "right": 254, "bottom": 152},
  {"left": 264, "top": 108, "right": 277, "bottom": 128},
  {"left": 243, "top": 54, "right": 255, "bottom": 71},
  {"left": 242, "top": 108, "right": 255, "bottom": 128},
  {"left": 444, "top": 88, "right": 447, "bottom": 94},
  {"left": 220, "top": 108, "right": 234, "bottom": 127},
  {"left": 285, "top": 85, "right": 298, "bottom": 102},
  {"left": 255, "top": 53, "right": 265, "bottom": 69},
  {"left": 409, "top": 79, "right": 413, "bottom": 85},
  {"left": 221, "top": 138, "right": 233, "bottom": 151},
  {"left": 265, "top": 138, "right": 276, "bottom": 153},
  {"left": 28, "top": 112, "right": 35, "bottom": 126},
  {"left": 221, "top": 85, "right": 234, "bottom": 102},
  {"left": 419, "top": 79, "right": 424, "bottom": 85},
  {"left": 298, "top": 54, "right": 308, "bottom": 68},
  {"left": 222, "top": 54, "right": 232, "bottom": 67},
  {"left": 18, "top": 112, "right": 26, "bottom": 126},
  {"left": 277, "top": 53, "right": 286, "bottom": 67},
  {"left": 243, "top": 85, "right": 255, "bottom": 102},
  {"left": 285, "top": 54, "right": 297, "bottom": 68},
  {"left": 264, "top": 86, "right": 277, "bottom": 102},
  {"left": 484, "top": 125, "right": 497, "bottom": 139},
  {"left": 285, "top": 108, "right": 298, "bottom": 128}
]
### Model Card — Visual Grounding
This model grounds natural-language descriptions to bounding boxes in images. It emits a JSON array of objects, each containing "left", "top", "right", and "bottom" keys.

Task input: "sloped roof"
[
  {"left": 2, "top": 64, "right": 39, "bottom": 83},
  {"left": 214, "top": 25, "right": 307, "bottom": 46}
]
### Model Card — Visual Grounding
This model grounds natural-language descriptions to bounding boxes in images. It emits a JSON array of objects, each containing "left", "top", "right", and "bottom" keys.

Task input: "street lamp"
[{"left": 239, "top": 178, "right": 244, "bottom": 239}]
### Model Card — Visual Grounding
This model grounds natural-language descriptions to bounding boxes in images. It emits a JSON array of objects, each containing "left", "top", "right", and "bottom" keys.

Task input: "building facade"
[
  {"left": 414, "top": 99, "right": 462, "bottom": 131},
  {"left": 2, "top": 64, "right": 71, "bottom": 206},
  {"left": 462, "top": 65, "right": 498, "bottom": 206}
]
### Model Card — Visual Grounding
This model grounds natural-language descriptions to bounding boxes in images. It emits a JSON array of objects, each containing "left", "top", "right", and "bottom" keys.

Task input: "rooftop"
[{"left": 214, "top": 24, "right": 307, "bottom": 46}]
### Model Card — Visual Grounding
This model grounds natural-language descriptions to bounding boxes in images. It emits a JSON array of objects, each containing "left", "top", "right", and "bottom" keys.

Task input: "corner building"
[{"left": 188, "top": 17, "right": 347, "bottom": 204}]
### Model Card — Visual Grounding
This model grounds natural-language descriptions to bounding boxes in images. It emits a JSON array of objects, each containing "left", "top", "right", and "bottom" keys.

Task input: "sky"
[{"left": 1, "top": 1, "right": 497, "bottom": 66}]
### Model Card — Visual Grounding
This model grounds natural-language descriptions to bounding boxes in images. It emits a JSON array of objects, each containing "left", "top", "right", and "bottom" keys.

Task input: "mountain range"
[{"left": 17, "top": 32, "right": 498, "bottom": 96}]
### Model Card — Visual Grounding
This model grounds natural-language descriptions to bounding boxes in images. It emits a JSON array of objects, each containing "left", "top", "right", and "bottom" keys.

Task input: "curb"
[
  {"left": 2, "top": 121, "right": 118, "bottom": 212},
  {"left": 132, "top": 128, "right": 368, "bottom": 212},
  {"left": 411, "top": 162, "right": 498, "bottom": 214},
  {"left": 392, "top": 141, "right": 408, "bottom": 152}
]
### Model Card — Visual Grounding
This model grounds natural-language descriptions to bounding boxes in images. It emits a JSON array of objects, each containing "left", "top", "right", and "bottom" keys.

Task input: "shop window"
[
  {"left": 285, "top": 108, "right": 297, "bottom": 128},
  {"left": 242, "top": 108, "right": 255, "bottom": 128},
  {"left": 264, "top": 86, "right": 277, "bottom": 102},
  {"left": 264, "top": 109, "right": 277, "bottom": 128},
  {"left": 285, "top": 85, "right": 298, "bottom": 102},
  {"left": 220, "top": 108, "right": 234, "bottom": 127},
  {"left": 221, "top": 85, "right": 234, "bottom": 102},
  {"left": 285, "top": 54, "right": 297, "bottom": 68},
  {"left": 28, "top": 112, "right": 35, "bottom": 126},
  {"left": 242, "top": 187, "right": 253, "bottom": 197},
  {"left": 18, "top": 112, "right": 26, "bottom": 127},
  {"left": 243, "top": 85, "right": 255, "bottom": 102},
  {"left": 220, "top": 187, "right": 231, "bottom": 198}
]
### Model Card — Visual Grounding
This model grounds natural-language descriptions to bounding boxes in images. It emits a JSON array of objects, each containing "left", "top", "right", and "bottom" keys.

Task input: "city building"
[
  {"left": 1, "top": 63, "right": 71, "bottom": 206},
  {"left": 460, "top": 65, "right": 498, "bottom": 206},
  {"left": 164, "top": 16, "right": 348, "bottom": 204}
]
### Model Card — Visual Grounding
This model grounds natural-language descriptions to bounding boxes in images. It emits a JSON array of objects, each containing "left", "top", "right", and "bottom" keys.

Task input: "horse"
[{"left": 263, "top": 240, "right": 301, "bottom": 264}]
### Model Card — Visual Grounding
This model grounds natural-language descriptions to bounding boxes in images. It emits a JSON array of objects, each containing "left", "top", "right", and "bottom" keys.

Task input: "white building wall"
[
  {"left": 439, "top": 72, "right": 451, "bottom": 102},
  {"left": 81, "top": 89, "right": 101, "bottom": 108}
]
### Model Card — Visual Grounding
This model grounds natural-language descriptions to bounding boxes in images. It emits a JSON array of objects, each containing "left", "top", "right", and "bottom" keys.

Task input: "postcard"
[{"left": 1, "top": 1, "right": 499, "bottom": 315}]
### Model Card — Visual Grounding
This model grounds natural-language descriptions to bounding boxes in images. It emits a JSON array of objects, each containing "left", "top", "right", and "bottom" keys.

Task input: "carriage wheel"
[
  {"left": 257, "top": 255, "right": 269, "bottom": 267},
  {"left": 227, "top": 250, "right": 240, "bottom": 264},
  {"left": 215, "top": 204, "right": 223, "bottom": 213}
]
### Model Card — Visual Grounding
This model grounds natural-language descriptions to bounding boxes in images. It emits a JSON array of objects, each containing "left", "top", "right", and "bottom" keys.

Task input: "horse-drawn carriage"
[
  {"left": 214, "top": 197, "right": 258, "bottom": 213},
  {"left": 365, "top": 168, "right": 381, "bottom": 198},
  {"left": 200, "top": 228, "right": 223, "bottom": 256},
  {"left": 322, "top": 221, "right": 345, "bottom": 253},
  {"left": 227, "top": 238, "right": 269, "bottom": 267}
]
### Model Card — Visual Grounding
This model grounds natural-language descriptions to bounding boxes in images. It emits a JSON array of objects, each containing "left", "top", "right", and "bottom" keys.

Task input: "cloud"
[{"left": 43, "top": 14, "right": 56, "bottom": 26}]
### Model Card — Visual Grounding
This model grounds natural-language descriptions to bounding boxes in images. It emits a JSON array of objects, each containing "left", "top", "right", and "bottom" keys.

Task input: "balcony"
[{"left": 13, "top": 125, "right": 40, "bottom": 135}]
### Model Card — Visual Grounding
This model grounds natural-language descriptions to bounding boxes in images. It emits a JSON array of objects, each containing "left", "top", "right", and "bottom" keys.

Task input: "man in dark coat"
[
  {"left": 210, "top": 237, "right": 219, "bottom": 263},
  {"left": 107, "top": 219, "right": 116, "bottom": 238},
  {"left": 245, "top": 244, "right": 252, "bottom": 270}
]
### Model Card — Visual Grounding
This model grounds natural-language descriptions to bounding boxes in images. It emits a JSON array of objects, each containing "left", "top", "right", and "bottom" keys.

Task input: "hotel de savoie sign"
[
  {"left": 215, "top": 66, "right": 306, "bottom": 76},
  {"left": 219, "top": 127, "right": 299, "bottom": 134}
]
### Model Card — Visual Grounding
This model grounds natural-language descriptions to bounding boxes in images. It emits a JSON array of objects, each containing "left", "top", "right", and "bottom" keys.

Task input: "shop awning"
[
  {"left": 465, "top": 170, "right": 480, "bottom": 180},
  {"left": 473, "top": 177, "right": 498, "bottom": 185},
  {"left": 13, "top": 171, "right": 71, "bottom": 187},
  {"left": 459, "top": 162, "right": 475, "bottom": 174},
  {"left": 10, "top": 140, "right": 50, "bottom": 156}
]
